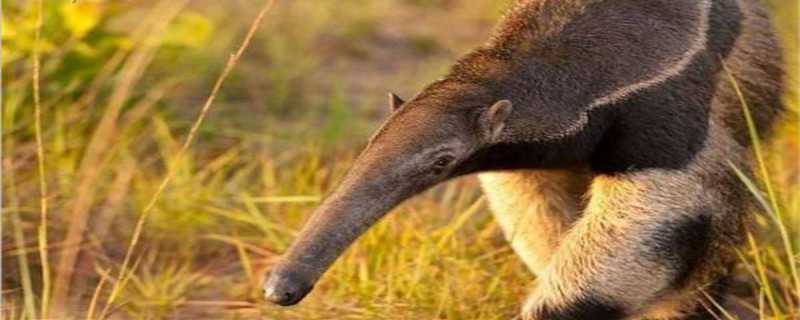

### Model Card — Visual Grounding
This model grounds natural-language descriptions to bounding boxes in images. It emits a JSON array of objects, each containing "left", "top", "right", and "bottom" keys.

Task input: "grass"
[
  {"left": 97, "top": 3, "right": 275, "bottom": 318},
  {"left": 2, "top": 0, "right": 798, "bottom": 319},
  {"left": 30, "top": 0, "right": 51, "bottom": 318}
]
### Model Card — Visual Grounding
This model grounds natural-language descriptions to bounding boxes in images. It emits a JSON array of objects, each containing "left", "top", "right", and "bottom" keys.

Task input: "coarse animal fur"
[{"left": 264, "top": 1, "right": 784, "bottom": 319}]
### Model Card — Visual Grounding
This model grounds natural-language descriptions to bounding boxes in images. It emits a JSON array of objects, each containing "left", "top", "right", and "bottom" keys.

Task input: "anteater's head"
[{"left": 263, "top": 80, "right": 513, "bottom": 306}]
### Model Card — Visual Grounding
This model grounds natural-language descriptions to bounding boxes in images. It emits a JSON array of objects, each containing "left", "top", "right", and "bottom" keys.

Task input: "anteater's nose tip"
[
  {"left": 263, "top": 271, "right": 313, "bottom": 306},
  {"left": 263, "top": 284, "right": 298, "bottom": 306}
]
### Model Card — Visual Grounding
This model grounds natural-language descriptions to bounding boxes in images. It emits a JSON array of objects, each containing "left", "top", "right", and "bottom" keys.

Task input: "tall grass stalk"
[
  {"left": 98, "top": 1, "right": 277, "bottom": 317},
  {"left": 30, "top": 0, "right": 52, "bottom": 317},
  {"left": 85, "top": 268, "right": 111, "bottom": 320}
]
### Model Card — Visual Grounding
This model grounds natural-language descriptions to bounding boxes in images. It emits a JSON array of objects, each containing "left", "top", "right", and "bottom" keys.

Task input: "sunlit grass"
[{"left": 722, "top": 57, "right": 799, "bottom": 319}]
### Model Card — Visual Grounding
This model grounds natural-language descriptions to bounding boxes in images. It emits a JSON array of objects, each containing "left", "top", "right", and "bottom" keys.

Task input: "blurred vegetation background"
[{"left": 2, "top": 0, "right": 798, "bottom": 319}]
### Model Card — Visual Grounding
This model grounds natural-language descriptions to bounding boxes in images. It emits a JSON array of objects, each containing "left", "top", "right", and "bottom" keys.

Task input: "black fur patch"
[
  {"left": 530, "top": 296, "right": 625, "bottom": 320},
  {"left": 454, "top": 106, "right": 614, "bottom": 175},
  {"left": 643, "top": 210, "right": 713, "bottom": 288},
  {"left": 588, "top": 78, "right": 713, "bottom": 174}
]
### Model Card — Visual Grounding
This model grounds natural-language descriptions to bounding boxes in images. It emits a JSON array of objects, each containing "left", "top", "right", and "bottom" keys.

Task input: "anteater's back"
[{"left": 472, "top": 0, "right": 784, "bottom": 146}]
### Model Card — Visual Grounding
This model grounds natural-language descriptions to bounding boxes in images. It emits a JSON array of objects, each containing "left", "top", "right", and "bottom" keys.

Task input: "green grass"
[{"left": 2, "top": 0, "right": 798, "bottom": 319}]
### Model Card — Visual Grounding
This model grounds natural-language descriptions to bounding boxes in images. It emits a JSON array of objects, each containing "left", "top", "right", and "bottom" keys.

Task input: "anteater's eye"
[{"left": 432, "top": 155, "right": 454, "bottom": 175}]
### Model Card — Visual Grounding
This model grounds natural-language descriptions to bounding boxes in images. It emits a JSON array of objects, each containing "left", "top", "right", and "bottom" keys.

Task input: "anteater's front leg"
[
  {"left": 522, "top": 167, "right": 740, "bottom": 320},
  {"left": 479, "top": 168, "right": 591, "bottom": 274}
]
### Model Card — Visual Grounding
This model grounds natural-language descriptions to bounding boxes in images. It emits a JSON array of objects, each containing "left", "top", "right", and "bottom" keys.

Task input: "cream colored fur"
[{"left": 479, "top": 168, "right": 591, "bottom": 273}]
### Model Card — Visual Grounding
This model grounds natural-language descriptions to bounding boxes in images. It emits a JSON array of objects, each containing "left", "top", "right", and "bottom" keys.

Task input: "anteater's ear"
[
  {"left": 389, "top": 92, "right": 405, "bottom": 111},
  {"left": 483, "top": 100, "right": 513, "bottom": 141}
]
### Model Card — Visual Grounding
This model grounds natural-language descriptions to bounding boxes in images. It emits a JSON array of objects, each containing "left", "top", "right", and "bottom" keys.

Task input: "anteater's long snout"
[
  {"left": 262, "top": 203, "right": 348, "bottom": 307},
  {"left": 263, "top": 172, "right": 406, "bottom": 306}
]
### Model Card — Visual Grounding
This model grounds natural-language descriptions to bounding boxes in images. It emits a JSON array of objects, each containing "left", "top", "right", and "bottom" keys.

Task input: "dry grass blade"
[
  {"left": 31, "top": 0, "right": 52, "bottom": 317},
  {"left": 98, "top": 1, "right": 278, "bottom": 318},
  {"left": 86, "top": 269, "right": 110, "bottom": 320}
]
